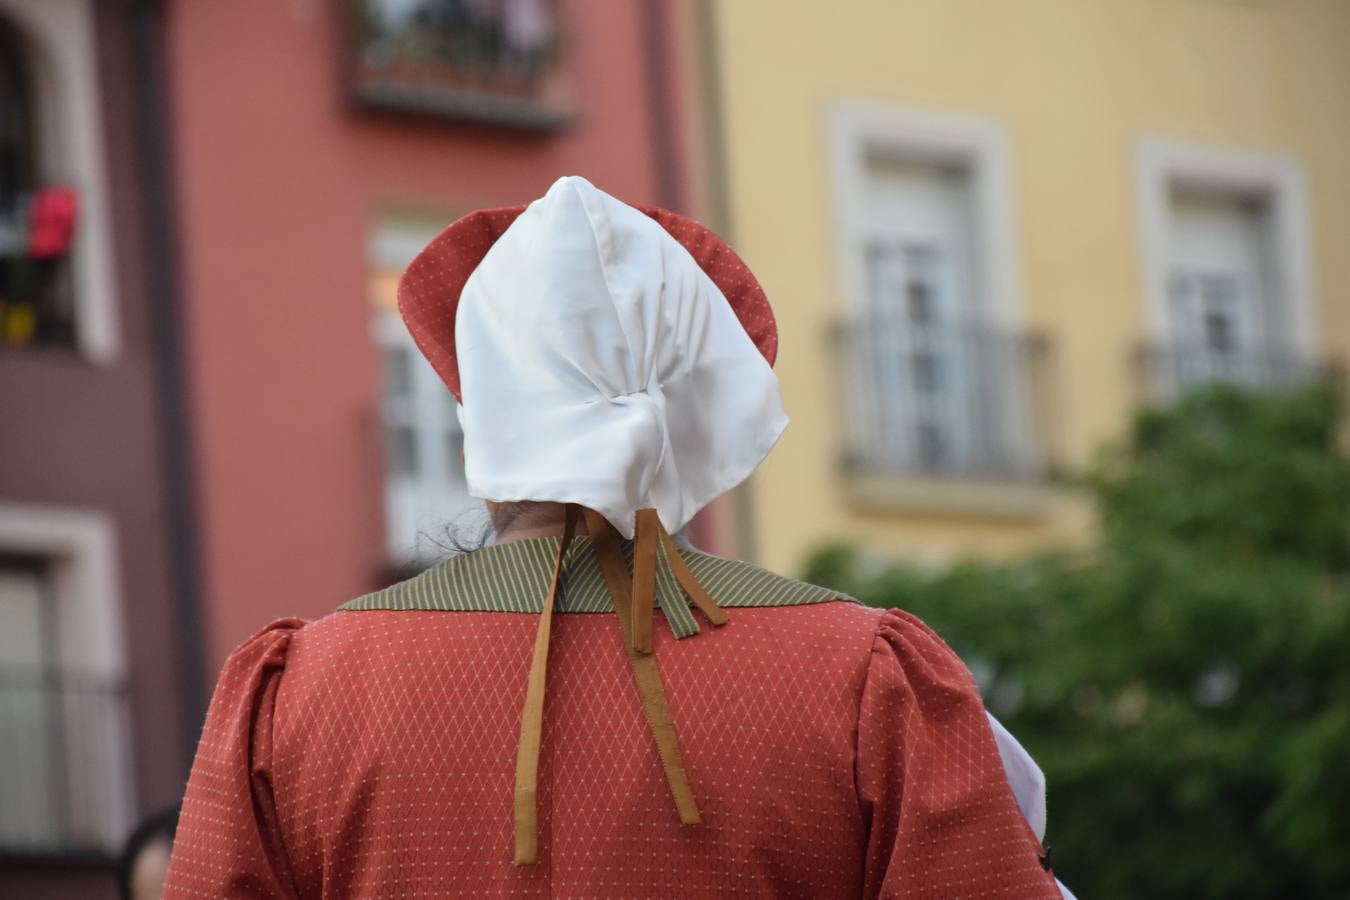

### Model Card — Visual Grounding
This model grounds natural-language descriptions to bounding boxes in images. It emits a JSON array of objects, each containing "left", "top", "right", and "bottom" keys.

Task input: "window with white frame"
[
  {"left": 369, "top": 218, "right": 480, "bottom": 564},
  {"left": 859, "top": 157, "right": 978, "bottom": 472},
  {"left": 830, "top": 104, "right": 1041, "bottom": 480},
  {"left": 0, "top": 0, "right": 119, "bottom": 360},
  {"left": 1138, "top": 140, "right": 1318, "bottom": 398},
  {"left": 0, "top": 12, "right": 75, "bottom": 348},
  {"left": 0, "top": 505, "right": 133, "bottom": 855},
  {"left": 373, "top": 313, "right": 480, "bottom": 562},
  {"left": 0, "top": 558, "right": 63, "bottom": 849},
  {"left": 1168, "top": 189, "right": 1281, "bottom": 387}
]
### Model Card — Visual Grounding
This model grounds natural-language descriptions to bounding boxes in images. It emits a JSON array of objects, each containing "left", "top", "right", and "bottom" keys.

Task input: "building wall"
[
  {"left": 708, "top": 0, "right": 1350, "bottom": 575},
  {"left": 0, "top": 1, "right": 193, "bottom": 896},
  {"left": 166, "top": 0, "right": 702, "bottom": 669}
]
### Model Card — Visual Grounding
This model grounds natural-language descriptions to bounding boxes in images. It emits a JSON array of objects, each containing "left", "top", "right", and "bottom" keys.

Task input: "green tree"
[{"left": 804, "top": 384, "right": 1350, "bottom": 899}]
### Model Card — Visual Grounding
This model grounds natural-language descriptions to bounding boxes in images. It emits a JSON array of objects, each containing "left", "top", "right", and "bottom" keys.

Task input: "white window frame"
[
  {"left": 0, "top": 0, "right": 120, "bottom": 361},
  {"left": 827, "top": 102, "right": 1036, "bottom": 477},
  {"left": 371, "top": 311, "right": 482, "bottom": 564},
  {"left": 828, "top": 102, "right": 1022, "bottom": 326},
  {"left": 1136, "top": 138, "right": 1318, "bottom": 357},
  {"left": 368, "top": 215, "right": 483, "bottom": 564},
  {"left": 0, "top": 502, "right": 133, "bottom": 849}
]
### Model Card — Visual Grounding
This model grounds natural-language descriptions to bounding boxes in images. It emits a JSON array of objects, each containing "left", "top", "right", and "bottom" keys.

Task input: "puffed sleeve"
[
  {"left": 857, "top": 609, "right": 1061, "bottom": 899},
  {"left": 165, "top": 619, "right": 305, "bottom": 899}
]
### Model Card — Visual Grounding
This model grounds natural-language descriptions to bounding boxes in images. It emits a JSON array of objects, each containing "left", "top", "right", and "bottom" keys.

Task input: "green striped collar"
[{"left": 340, "top": 536, "right": 855, "bottom": 639}]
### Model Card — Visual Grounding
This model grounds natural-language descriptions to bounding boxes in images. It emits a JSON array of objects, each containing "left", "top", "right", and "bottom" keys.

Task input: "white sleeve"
[{"left": 985, "top": 712, "right": 1078, "bottom": 900}]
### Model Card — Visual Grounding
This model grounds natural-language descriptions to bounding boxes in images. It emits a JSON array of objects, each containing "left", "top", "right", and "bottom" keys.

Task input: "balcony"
[
  {"left": 833, "top": 313, "right": 1058, "bottom": 518},
  {"left": 0, "top": 666, "right": 133, "bottom": 858},
  {"left": 345, "top": 0, "right": 572, "bottom": 130},
  {"left": 1138, "top": 340, "right": 1326, "bottom": 403}
]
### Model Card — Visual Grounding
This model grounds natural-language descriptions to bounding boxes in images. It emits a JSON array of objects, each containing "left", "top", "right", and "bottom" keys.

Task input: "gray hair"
[{"left": 436, "top": 501, "right": 695, "bottom": 556}]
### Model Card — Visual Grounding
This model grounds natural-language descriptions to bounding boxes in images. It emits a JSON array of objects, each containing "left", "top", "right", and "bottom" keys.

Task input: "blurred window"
[
  {"left": 0, "top": 14, "right": 77, "bottom": 350},
  {"left": 1139, "top": 142, "right": 1318, "bottom": 400},
  {"left": 832, "top": 105, "right": 1045, "bottom": 482},
  {"left": 861, "top": 225, "right": 975, "bottom": 473},
  {"left": 0, "top": 552, "right": 131, "bottom": 855},
  {"left": 0, "top": 18, "right": 35, "bottom": 200},
  {"left": 0, "top": 559, "right": 62, "bottom": 850},
  {"left": 1166, "top": 188, "right": 1278, "bottom": 389},
  {"left": 346, "top": 0, "right": 571, "bottom": 129},
  {"left": 373, "top": 314, "right": 479, "bottom": 562},
  {"left": 369, "top": 218, "right": 480, "bottom": 564}
]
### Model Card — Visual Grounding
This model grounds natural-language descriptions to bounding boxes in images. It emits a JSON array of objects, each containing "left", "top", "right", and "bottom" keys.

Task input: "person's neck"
[
  {"left": 492, "top": 504, "right": 693, "bottom": 552},
  {"left": 492, "top": 502, "right": 584, "bottom": 545},
  {"left": 495, "top": 521, "right": 573, "bottom": 544}
]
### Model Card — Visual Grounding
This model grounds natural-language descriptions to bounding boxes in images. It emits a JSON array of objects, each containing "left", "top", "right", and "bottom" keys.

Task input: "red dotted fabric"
[
  {"left": 165, "top": 603, "right": 1058, "bottom": 898},
  {"left": 397, "top": 204, "right": 779, "bottom": 403}
]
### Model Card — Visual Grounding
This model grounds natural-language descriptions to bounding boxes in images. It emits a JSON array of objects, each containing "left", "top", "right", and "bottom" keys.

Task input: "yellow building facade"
[{"left": 694, "top": 0, "right": 1350, "bottom": 575}]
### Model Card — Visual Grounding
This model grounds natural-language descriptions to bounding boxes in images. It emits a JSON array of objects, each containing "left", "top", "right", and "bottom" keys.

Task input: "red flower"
[{"left": 27, "top": 185, "right": 78, "bottom": 260}]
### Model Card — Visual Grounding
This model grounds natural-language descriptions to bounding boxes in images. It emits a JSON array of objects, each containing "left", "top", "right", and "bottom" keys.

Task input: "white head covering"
[{"left": 455, "top": 176, "right": 788, "bottom": 538}]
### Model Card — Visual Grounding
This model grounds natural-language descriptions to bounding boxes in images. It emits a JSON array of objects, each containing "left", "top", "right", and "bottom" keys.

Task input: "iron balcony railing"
[
  {"left": 345, "top": 0, "right": 570, "bottom": 130},
  {"left": 1138, "top": 340, "right": 1327, "bottom": 402},
  {"left": 834, "top": 313, "right": 1057, "bottom": 480},
  {"left": 0, "top": 666, "right": 134, "bottom": 856}
]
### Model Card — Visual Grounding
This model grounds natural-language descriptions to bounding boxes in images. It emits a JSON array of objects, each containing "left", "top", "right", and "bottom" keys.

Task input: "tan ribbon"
[
  {"left": 660, "top": 526, "right": 729, "bottom": 627},
  {"left": 630, "top": 508, "right": 659, "bottom": 655},
  {"left": 513, "top": 504, "right": 578, "bottom": 866},
  {"left": 513, "top": 506, "right": 726, "bottom": 865}
]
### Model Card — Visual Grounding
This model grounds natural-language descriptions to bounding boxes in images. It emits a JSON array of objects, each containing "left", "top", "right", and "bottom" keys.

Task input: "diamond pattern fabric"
[
  {"left": 338, "top": 535, "right": 854, "bottom": 639},
  {"left": 166, "top": 575, "right": 1059, "bottom": 897}
]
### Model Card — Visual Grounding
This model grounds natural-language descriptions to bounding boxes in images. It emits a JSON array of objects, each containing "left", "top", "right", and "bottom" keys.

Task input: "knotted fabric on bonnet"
[{"left": 398, "top": 175, "right": 787, "bottom": 864}]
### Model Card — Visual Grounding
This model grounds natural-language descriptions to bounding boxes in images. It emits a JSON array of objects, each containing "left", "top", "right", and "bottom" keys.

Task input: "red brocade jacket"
[{"left": 165, "top": 537, "right": 1060, "bottom": 898}]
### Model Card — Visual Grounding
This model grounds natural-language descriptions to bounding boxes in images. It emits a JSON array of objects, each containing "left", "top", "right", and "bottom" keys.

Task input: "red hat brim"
[{"left": 397, "top": 203, "right": 778, "bottom": 403}]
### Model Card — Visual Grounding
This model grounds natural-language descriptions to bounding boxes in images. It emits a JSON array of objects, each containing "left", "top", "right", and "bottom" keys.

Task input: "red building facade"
[
  {"left": 1, "top": 2, "right": 713, "bottom": 896},
  {"left": 0, "top": 1, "right": 203, "bottom": 897},
  {"left": 165, "top": 0, "right": 713, "bottom": 669}
]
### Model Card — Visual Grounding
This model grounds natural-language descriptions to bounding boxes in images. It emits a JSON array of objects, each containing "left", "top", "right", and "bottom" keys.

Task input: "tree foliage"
[{"left": 803, "top": 384, "right": 1350, "bottom": 899}]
